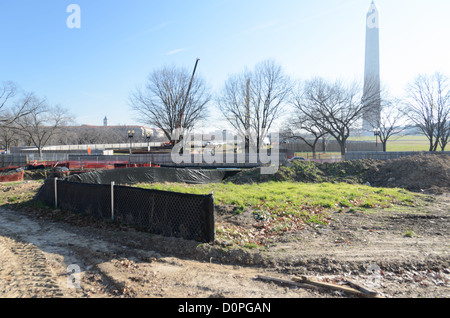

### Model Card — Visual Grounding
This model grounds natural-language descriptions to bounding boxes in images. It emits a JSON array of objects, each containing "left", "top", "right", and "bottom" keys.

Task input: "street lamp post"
[
  {"left": 374, "top": 128, "right": 380, "bottom": 151},
  {"left": 146, "top": 132, "right": 152, "bottom": 152},
  {"left": 128, "top": 130, "right": 135, "bottom": 154}
]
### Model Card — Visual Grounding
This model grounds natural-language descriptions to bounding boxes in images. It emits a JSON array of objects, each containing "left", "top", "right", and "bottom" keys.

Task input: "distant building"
[{"left": 77, "top": 125, "right": 167, "bottom": 143}]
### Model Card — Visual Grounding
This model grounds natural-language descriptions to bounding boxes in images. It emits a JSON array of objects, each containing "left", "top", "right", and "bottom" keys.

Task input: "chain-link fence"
[{"left": 34, "top": 179, "right": 215, "bottom": 242}]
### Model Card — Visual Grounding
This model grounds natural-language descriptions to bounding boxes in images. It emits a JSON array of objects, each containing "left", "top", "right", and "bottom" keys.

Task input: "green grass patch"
[
  {"left": 403, "top": 229, "right": 419, "bottom": 238},
  {"left": 137, "top": 181, "right": 422, "bottom": 248},
  {"left": 350, "top": 135, "right": 429, "bottom": 152},
  {"left": 0, "top": 181, "right": 42, "bottom": 207},
  {"left": 138, "top": 181, "right": 417, "bottom": 212},
  {"left": 293, "top": 135, "right": 432, "bottom": 155}
]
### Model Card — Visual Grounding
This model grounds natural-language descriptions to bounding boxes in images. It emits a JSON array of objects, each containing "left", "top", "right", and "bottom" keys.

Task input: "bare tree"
[
  {"left": 0, "top": 82, "right": 44, "bottom": 153},
  {"left": 217, "top": 71, "right": 252, "bottom": 153},
  {"left": 218, "top": 59, "right": 292, "bottom": 153},
  {"left": 368, "top": 96, "right": 406, "bottom": 152},
  {"left": 0, "top": 82, "right": 20, "bottom": 128},
  {"left": 251, "top": 60, "right": 292, "bottom": 152},
  {"left": 15, "top": 97, "right": 71, "bottom": 158},
  {"left": 130, "top": 64, "right": 211, "bottom": 145},
  {"left": 72, "top": 127, "right": 106, "bottom": 145},
  {"left": 404, "top": 72, "right": 450, "bottom": 151},
  {"left": 0, "top": 81, "right": 37, "bottom": 128},
  {"left": 0, "top": 124, "right": 22, "bottom": 152},
  {"left": 282, "top": 114, "right": 329, "bottom": 158},
  {"left": 438, "top": 120, "right": 450, "bottom": 151},
  {"left": 291, "top": 77, "right": 380, "bottom": 158}
]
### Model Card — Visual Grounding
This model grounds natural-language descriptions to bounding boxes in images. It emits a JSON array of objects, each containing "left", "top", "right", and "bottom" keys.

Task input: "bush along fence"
[{"left": 34, "top": 178, "right": 215, "bottom": 243}]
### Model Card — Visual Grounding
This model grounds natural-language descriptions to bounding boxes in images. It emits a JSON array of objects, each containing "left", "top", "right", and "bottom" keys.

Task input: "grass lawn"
[
  {"left": 138, "top": 181, "right": 417, "bottom": 212},
  {"left": 137, "top": 181, "right": 423, "bottom": 248},
  {"left": 348, "top": 135, "right": 431, "bottom": 152},
  {"left": 295, "top": 136, "right": 432, "bottom": 158}
]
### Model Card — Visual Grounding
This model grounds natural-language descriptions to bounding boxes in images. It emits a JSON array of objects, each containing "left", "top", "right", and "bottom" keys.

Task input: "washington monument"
[{"left": 362, "top": 1, "right": 381, "bottom": 131}]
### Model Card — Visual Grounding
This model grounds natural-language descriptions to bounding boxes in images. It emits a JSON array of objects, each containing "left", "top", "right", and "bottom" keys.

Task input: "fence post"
[
  {"left": 111, "top": 181, "right": 115, "bottom": 221},
  {"left": 202, "top": 192, "right": 215, "bottom": 243},
  {"left": 54, "top": 177, "right": 58, "bottom": 209}
]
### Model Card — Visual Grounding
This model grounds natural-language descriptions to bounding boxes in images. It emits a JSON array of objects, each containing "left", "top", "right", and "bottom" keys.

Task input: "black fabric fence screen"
[
  {"left": 65, "top": 166, "right": 229, "bottom": 185},
  {"left": 34, "top": 179, "right": 215, "bottom": 243}
]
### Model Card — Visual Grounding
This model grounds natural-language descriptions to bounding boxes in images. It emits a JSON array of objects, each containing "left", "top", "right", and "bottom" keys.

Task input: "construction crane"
[{"left": 175, "top": 58, "right": 200, "bottom": 146}]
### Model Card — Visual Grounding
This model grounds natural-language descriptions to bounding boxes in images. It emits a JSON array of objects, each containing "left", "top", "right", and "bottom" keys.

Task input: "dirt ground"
[{"left": 0, "top": 181, "right": 448, "bottom": 299}]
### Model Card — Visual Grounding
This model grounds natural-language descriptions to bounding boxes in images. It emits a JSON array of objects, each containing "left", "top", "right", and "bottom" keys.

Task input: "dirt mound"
[
  {"left": 227, "top": 158, "right": 380, "bottom": 185},
  {"left": 227, "top": 160, "right": 324, "bottom": 184},
  {"left": 227, "top": 154, "right": 450, "bottom": 193},
  {"left": 318, "top": 159, "right": 383, "bottom": 184},
  {"left": 367, "top": 154, "right": 450, "bottom": 193}
]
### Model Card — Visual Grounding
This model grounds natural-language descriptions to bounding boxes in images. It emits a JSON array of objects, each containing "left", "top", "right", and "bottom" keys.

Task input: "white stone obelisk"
[{"left": 362, "top": 1, "right": 381, "bottom": 132}]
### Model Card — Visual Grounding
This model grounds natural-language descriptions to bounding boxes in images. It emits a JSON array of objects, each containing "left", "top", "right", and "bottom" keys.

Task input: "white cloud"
[{"left": 165, "top": 48, "right": 188, "bottom": 55}]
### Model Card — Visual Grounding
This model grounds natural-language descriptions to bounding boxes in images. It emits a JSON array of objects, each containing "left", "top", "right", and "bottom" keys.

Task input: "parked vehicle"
[{"left": 288, "top": 156, "right": 306, "bottom": 162}]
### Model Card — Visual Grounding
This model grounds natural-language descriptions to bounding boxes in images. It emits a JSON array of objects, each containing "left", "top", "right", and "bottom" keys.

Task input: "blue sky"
[{"left": 1, "top": 0, "right": 449, "bottom": 129}]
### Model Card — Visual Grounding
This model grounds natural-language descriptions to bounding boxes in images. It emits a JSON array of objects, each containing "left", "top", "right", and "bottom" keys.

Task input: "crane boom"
[
  {"left": 174, "top": 58, "right": 200, "bottom": 147},
  {"left": 178, "top": 58, "right": 200, "bottom": 130}
]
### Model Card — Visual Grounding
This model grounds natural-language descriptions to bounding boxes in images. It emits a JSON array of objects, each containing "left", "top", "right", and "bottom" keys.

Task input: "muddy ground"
[{"left": 0, "top": 181, "right": 448, "bottom": 299}]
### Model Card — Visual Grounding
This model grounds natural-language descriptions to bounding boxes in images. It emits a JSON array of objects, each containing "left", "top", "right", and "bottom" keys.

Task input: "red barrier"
[
  {"left": 0, "top": 170, "right": 24, "bottom": 182},
  {"left": 3, "top": 161, "right": 160, "bottom": 175}
]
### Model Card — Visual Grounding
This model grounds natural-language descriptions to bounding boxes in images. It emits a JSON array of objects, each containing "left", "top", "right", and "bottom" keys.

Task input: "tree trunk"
[
  {"left": 256, "top": 136, "right": 261, "bottom": 155},
  {"left": 432, "top": 138, "right": 439, "bottom": 152},
  {"left": 245, "top": 136, "right": 250, "bottom": 154},
  {"left": 321, "top": 137, "right": 328, "bottom": 152},
  {"left": 429, "top": 137, "right": 435, "bottom": 152},
  {"left": 312, "top": 141, "right": 318, "bottom": 159},
  {"left": 338, "top": 140, "right": 346, "bottom": 159},
  {"left": 440, "top": 137, "right": 449, "bottom": 151}
]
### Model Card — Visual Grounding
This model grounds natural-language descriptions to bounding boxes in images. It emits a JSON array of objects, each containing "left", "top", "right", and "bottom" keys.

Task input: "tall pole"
[
  {"left": 128, "top": 130, "right": 134, "bottom": 155},
  {"left": 54, "top": 177, "right": 58, "bottom": 209},
  {"left": 111, "top": 181, "right": 115, "bottom": 221},
  {"left": 245, "top": 78, "right": 250, "bottom": 155},
  {"left": 177, "top": 58, "right": 200, "bottom": 139}
]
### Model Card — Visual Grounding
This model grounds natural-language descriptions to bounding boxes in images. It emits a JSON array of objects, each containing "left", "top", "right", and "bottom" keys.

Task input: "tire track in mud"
[
  {"left": 0, "top": 236, "right": 64, "bottom": 298},
  {"left": 68, "top": 245, "right": 133, "bottom": 297}
]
